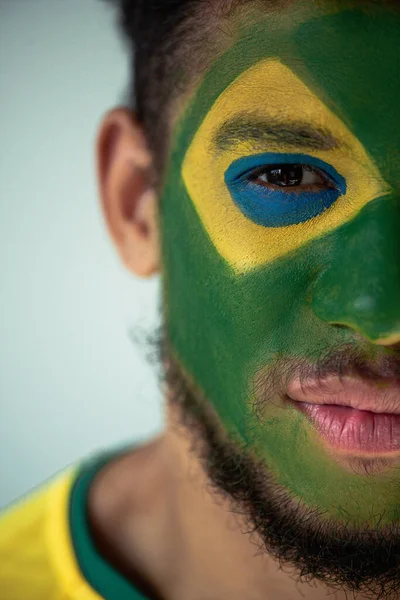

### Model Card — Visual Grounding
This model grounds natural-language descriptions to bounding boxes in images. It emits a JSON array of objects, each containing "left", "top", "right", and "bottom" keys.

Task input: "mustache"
[{"left": 252, "top": 343, "right": 400, "bottom": 415}]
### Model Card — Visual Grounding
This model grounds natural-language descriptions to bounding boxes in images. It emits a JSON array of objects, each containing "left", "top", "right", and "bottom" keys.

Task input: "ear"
[{"left": 96, "top": 107, "right": 160, "bottom": 277}]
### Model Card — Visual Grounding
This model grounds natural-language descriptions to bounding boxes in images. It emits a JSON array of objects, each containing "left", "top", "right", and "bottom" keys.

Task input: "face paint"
[
  {"left": 181, "top": 56, "right": 386, "bottom": 271},
  {"left": 224, "top": 153, "right": 346, "bottom": 228},
  {"left": 160, "top": 1, "right": 400, "bottom": 527}
]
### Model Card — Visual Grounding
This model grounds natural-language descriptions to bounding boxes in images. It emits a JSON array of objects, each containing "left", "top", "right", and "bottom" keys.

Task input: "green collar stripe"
[{"left": 69, "top": 445, "right": 149, "bottom": 600}]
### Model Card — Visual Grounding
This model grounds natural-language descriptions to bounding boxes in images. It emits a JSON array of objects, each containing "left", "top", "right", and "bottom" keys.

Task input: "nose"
[{"left": 311, "top": 194, "right": 400, "bottom": 345}]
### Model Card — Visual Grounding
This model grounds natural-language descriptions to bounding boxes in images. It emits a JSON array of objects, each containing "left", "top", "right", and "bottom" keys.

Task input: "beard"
[{"left": 141, "top": 325, "right": 400, "bottom": 600}]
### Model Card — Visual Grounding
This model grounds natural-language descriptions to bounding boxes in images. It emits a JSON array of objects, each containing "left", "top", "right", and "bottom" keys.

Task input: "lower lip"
[{"left": 292, "top": 402, "right": 400, "bottom": 454}]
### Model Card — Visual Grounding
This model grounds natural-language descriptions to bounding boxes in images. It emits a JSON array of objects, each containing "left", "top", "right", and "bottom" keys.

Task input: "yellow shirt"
[{"left": 0, "top": 445, "right": 148, "bottom": 600}]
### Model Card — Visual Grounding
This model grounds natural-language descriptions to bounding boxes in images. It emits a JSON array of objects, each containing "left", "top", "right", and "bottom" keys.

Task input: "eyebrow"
[{"left": 212, "top": 114, "right": 341, "bottom": 154}]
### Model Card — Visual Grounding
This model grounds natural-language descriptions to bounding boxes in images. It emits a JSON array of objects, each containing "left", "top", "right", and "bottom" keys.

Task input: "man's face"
[{"left": 160, "top": 0, "right": 400, "bottom": 548}]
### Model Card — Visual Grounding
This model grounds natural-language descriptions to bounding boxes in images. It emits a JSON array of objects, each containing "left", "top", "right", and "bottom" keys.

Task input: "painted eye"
[
  {"left": 249, "top": 164, "right": 332, "bottom": 190},
  {"left": 224, "top": 153, "right": 347, "bottom": 227}
]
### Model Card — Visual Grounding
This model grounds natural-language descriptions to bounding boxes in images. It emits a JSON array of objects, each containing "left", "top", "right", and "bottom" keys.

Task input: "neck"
[{"left": 89, "top": 404, "right": 368, "bottom": 600}]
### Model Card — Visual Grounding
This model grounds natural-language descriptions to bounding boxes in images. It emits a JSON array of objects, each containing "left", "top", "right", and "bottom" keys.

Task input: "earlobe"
[{"left": 96, "top": 107, "right": 160, "bottom": 277}]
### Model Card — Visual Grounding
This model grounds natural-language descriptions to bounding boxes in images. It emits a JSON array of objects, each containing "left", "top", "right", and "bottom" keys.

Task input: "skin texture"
[{"left": 159, "top": 0, "right": 400, "bottom": 528}]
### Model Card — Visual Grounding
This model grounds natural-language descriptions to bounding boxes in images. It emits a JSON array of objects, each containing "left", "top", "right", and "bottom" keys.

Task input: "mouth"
[{"left": 287, "top": 375, "right": 400, "bottom": 455}]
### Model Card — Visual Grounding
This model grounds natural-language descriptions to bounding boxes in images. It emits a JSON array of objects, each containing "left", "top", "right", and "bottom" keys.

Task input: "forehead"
[
  {"left": 171, "top": 2, "right": 400, "bottom": 272},
  {"left": 176, "top": 1, "right": 400, "bottom": 158}
]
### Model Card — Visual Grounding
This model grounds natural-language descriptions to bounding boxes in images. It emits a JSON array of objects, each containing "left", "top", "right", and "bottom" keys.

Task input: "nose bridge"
[{"left": 312, "top": 194, "right": 400, "bottom": 345}]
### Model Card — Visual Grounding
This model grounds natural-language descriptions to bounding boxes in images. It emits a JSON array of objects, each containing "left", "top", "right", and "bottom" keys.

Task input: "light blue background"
[{"left": 0, "top": 0, "right": 163, "bottom": 509}]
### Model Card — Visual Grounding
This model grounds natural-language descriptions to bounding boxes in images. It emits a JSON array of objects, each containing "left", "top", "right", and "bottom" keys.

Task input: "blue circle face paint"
[{"left": 224, "top": 153, "right": 347, "bottom": 227}]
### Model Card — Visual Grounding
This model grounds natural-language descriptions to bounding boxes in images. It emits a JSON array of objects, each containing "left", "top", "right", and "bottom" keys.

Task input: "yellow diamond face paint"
[{"left": 182, "top": 58, "right": 388, "bottom": 272}]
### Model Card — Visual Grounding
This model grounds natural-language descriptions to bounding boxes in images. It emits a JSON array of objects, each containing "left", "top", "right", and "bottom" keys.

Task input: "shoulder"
[{"left": 0, "top": 465, "right": 78, "bottom": 599}]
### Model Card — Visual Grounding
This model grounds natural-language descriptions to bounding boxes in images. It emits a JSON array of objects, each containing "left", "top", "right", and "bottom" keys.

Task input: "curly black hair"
[{"left": 102, "top": 0, "right": 257, "bottom": 175}]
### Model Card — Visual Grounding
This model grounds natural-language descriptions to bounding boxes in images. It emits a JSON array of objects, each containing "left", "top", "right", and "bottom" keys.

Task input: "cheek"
[{"left": 160, "top": 170, "right": 325, "bottom": 432}]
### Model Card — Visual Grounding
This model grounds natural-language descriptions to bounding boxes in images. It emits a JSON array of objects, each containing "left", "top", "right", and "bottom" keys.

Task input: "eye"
[
  {"left": 224, "top": 153, "right": 347, "bottom": 228},
  {"left": 248, "top": 164, "right": 334, "bottom": 191}
]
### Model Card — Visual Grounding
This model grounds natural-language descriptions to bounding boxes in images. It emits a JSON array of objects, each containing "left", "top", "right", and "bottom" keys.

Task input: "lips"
[{"left": 287, "top": 376, "right": 400, "bottom": 454}]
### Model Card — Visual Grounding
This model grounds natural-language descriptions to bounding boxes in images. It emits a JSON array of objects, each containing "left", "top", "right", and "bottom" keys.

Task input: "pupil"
[{"left": 268, "top": 164, "right": 303, "bottom": 186}]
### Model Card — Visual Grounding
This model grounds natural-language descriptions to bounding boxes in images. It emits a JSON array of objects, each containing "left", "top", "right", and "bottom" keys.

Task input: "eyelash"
[{"left": 246, "top": 163, "right": 337, "bottom": 192}]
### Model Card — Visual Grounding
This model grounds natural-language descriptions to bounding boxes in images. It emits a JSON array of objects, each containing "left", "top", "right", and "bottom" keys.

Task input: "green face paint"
[{"left": 159, "top": 1, "right": 400, "bottom": 527}]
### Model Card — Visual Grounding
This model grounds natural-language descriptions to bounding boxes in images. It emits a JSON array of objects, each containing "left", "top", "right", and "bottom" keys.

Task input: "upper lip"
[{"left": 287, "top": 375, "right": 400, "bottom": 415}]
